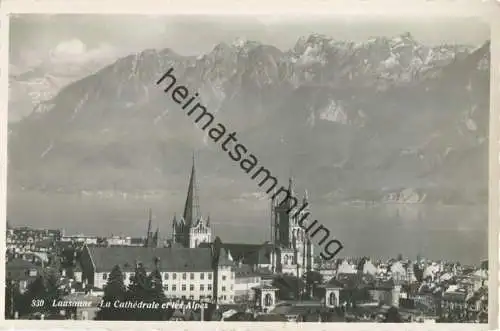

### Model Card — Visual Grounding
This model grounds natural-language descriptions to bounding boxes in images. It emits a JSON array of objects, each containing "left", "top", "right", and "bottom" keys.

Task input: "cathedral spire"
[
  {"left": 145, "top": 208, "right": 152, "bottom": 247},
  {"left": 183, "top": 153, "right": 201, "bottom": 228},
  {"left": 288, "top": 177, "right": 295, "bottom": 198},
  {"left": 303, "top": 189, "right": 309, "bottom": 208}
]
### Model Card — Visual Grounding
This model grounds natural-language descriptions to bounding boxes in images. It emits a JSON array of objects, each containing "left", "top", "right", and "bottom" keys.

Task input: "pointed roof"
[
  {"left": 172, "top": 213, "right": 177, "bottom": 230},
  {"left": 153, "top": 226, "right": 159, "bottom": 242},
  {"left": 183, "top": 153, "right": 201, "bottom": 228},
  {"left": 145, "top": 208, "right": 153, "bottom": 247},
  {"left": 288, "top": 177, "right": 295, "bottom": 198}
]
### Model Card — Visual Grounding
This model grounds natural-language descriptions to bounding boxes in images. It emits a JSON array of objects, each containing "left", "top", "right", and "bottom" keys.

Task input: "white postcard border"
[{"left": 0, "top": 0, "right": 498, "bottom": 330}]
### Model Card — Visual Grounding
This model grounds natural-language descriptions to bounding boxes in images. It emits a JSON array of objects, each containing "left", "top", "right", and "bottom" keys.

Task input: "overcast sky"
[{"left": 9, "top": 14, "right": 490, "bottom": 70}]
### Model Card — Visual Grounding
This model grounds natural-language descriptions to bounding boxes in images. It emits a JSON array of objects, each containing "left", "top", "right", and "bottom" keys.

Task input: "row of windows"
[
  {"left": 167, "top": 295, "right": 210, "bottom": 300},
  {"left": 164, "top": 284, "right": 233, "bottom": 292},
  {"left": 168, "top": 295, "right": 232, "bottom": 301},
  {"left": 165, "top": 272, "right": 213, "bottom": 281},
  {"left": 165, "top": 284, "right": 212, "bottom": 291},
  {"left": 102, "top": 272, "right": 215, "bottom": 281}
]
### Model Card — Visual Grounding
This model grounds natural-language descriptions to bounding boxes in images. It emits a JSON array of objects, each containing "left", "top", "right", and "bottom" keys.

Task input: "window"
[
  {"left": 208, "top": 273, "right": 212, "bottom": 280},
  {"left": 207, "top": 295, "right": 212, "bottom": 300},
  {"left": 208, "top": 284, "right": 212, "bottom": 291},
  {"left": 264, "top": 293, "right": 273, "bottom": 307},
  {"left": 189, "top": 295, "right": 194, "bottom": 300},
  {"left": 200, "top": 285, "right": 204, "bottom": 291},
  {"left": 222, "top": 286, "right": 226, "bottom": 292},
  {"left": 200, "top": 273, "right": 205, "bottom": 280},
  {"left": 223, "top": 295, "right": 227, "bottom": 301},
  {"left": 200, "top": 295, "right": 205, "bottom": 300},
  {"left": 103, "top": 273, "right": 107, "bottom": 280},
  {"left": 172, "top": 285, "right": 177, "bottom": 291},
  {"left": 165, "top": 285, "right": 169, "bottom": 291},
  {"left": 182, "top": 273, "right": 187, "bottom": 280},
  {"left": 173, "top": 273, "right": 177, "bottom": 280},
  {"left": 165, "top": 273, "right": 169, "bottom": 280},
  {"left": 190, "top": 273, "right": 194, "bottom": 280},
  {"left": 190, "top": 284, "right": 194, "bottom": 291},
  {"left": 182, "top": 295, "right": 186, "bottom": 300},
  {"left": 222, "top": 275, "right": 226, "bottom": 281},
  {"left": 182, "top": 284, "right": 186, "bottom": 291}
]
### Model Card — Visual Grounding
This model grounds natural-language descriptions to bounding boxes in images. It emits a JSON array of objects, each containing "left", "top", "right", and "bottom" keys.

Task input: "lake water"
[{"left": 7, "top": 191, "right": 488, "bottom": 265}]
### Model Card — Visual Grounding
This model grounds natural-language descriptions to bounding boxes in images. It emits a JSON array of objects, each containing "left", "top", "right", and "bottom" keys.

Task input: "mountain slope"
[{"left": 8, "top": 34, "right": 490, "bottom": 205}]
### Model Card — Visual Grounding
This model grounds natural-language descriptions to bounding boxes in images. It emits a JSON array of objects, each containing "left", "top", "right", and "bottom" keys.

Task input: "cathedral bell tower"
[{"left": 270, "top": 178, "right": 314, "bottom": 278}]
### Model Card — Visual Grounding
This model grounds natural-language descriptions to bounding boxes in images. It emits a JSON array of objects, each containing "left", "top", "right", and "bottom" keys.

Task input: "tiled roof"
[
  {"left": 273, "top": 275, "right": 306, "bottom": 291},
  {"left": 443, "top": 291, "right": 467, "bottom": 301},
  {"left": 234, "top": 265, "right": 260, "bottom": 277},
  {"left": 86, "top": 246, "right": 219, "bottom": 272},
  {"left": 220, "top": 242, "right": 273, "bottom": 265},
  {"left": 7, "top": 259, "right": 39, "bottom": 270},
  {"left": 324, "top": 278, "right": 344, "bottom": 288},
  {"left": 34, "top": 239, "right": 55, "bottom": 248}
]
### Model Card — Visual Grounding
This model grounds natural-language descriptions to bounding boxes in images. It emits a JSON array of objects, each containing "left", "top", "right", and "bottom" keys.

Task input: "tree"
[
  {"left": 384, "top": 306, "right": 402, "bottom": 323},
  {"left": 304, "top": 271, "right": 323, "bottom": 299},
  {"left": 305, "top": 271, "right": 323, "bottom": 284},
  {"left": 126, "top": 262, "right": 152, "bottom": 320},
  {"left": 5, "top": 279, "right": 21, "bottom": 319},
  {"left": 356, "top": 257, "right": 368, "bottom": 273},
  {"left": 44, "top": 268, "right": 63, "bottom": 314},
  {"left": 20, "top": 268, "right": 62, "bottom": 317},
  {"left": 22, "top": 275, "right": 48, "bottom": 315},
  {"left": 128, "top": 262, "right": 150, "bottom": 298},
  {"left": 96, "top": 265, "right": 126, "bottom": 320},
  {"left": 413, "top": 263, "right": 424, "bottom": 283},
  {"left": 147, "top": 261, "right": 167, "bottom": 320}
]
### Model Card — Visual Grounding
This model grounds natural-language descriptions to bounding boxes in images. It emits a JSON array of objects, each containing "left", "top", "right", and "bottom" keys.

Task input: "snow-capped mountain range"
[
  {"left": 9, "top": 51, "right": 117, "bottom": 122},
  {"left": 8, "top": 33, "right": 490, "bottom": 205}
]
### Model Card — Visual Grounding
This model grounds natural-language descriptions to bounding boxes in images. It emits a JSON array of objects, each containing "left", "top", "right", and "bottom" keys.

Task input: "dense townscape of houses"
[{"left": 5, "top": 158, "right": 489, "bottom": 322}]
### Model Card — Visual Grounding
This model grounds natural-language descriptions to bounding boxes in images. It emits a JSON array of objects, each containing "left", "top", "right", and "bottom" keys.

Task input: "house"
[
  {"left": 441, "top": 285, "right": 468, "bottom": 312},
  {"left": 233, "top": 265, "right": 262, "bottom": 302},
  {"left": 216, "top": 242, "right": 274, "bottom": 270},
  {"left": 6, "top": 259, "right": 41, "bottom": 293},
  {"left": 79, "top": 245, "right": 236, "bottom": 304}
]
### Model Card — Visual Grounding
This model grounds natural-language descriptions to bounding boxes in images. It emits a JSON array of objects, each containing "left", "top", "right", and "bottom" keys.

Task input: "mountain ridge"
[{"left": 8, "top": 33, "right": 490, "bottom": 205}]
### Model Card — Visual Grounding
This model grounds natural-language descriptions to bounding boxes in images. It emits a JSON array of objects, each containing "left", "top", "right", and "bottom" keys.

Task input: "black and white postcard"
[{"left": 1, "top": 0, "right": 498, "bottom": 329}]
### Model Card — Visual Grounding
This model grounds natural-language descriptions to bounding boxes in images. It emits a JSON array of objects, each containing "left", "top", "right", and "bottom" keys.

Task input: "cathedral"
[
  {"left": 145, "top": 154, "right": 314, "bottom": 278},
  {"left": 170, "top": 155, "right": 212, "bottom": 249},
  {"left": 270, "top": 178, "right": 314, "bottom": 278}
]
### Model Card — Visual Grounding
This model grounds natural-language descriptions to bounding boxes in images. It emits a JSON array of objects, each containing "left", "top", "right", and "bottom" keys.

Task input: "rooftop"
[{"left": 85, "top": 246, "right": 231, "bottom": 272}]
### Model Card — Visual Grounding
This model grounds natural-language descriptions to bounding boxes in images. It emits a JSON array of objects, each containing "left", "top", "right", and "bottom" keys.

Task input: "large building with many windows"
[{"left": 79, "top": 245, "right": 236, "bottom": 304}]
